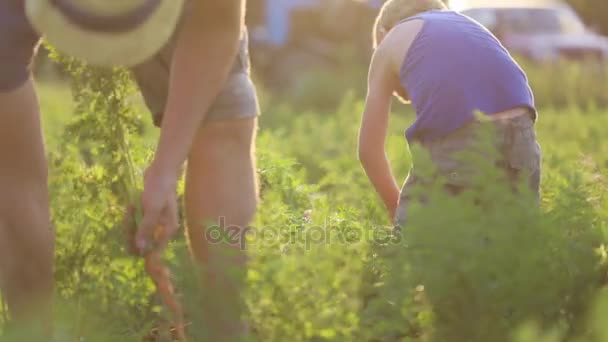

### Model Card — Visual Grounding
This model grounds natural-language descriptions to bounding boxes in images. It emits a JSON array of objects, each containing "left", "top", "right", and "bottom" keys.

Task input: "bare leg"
[
  {"left": 184, "top": 117, "right": 258, "bottom": 340},
  {"left": 0, "top": 80, "right": 53, "bottom": 331}
]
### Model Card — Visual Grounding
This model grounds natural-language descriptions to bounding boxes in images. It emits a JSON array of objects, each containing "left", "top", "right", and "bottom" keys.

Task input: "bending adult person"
[{"left": 0, "top": 0, "right": 259, "bottom": 339}]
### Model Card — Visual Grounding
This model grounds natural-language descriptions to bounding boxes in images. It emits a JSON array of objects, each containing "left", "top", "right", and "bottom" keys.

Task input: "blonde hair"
[{"left": 373, "top": 0, "right": 447, "bottom": 47}]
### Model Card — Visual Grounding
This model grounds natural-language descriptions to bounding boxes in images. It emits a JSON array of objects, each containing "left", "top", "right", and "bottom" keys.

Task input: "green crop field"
[{"left": 1, "top": 53, "right": 607, "bottom": 341}]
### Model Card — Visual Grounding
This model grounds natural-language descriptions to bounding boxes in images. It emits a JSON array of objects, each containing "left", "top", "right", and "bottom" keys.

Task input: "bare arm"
[
  {"left": 358, "top": 45, "right": 401, "bottom": 221},
  {"left": 135, "top": 0, "right": 245, "bottom": 251},
  {"left": 358, "top": 20, "right": 424, "bottom": 221},
  {"left": 152, "top": 0, "right": 244, "bottom": 177}
]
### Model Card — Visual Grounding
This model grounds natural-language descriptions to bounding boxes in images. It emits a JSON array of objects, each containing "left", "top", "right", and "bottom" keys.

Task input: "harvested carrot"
[{"left": 125, "top": 206, "right": 186, "bottom": 341}]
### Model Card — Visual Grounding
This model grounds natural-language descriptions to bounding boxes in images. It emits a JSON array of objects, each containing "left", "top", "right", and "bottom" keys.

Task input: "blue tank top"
[{"left": 398, "top": 10, "right": 536, "bottom": 144}]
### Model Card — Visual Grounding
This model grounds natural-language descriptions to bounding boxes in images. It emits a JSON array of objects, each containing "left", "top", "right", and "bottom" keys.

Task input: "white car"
[{"left": 451, "top": 0, "right": 608, "bottom": 63}]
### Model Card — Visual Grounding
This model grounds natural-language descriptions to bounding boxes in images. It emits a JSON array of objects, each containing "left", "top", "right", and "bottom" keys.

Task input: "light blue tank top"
[{"left": 398, "top": 10, "right": 536, "bottom": 144}]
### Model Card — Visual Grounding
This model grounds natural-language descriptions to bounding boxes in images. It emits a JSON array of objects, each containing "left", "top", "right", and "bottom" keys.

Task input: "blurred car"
[{"left": 452, "top": 0, "right": 608, "bottom": 63}]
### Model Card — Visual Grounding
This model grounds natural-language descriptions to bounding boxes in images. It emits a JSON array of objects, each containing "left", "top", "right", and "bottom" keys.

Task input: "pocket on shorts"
[
  {"left": 425, "top": 121, "right": 486, "bottom": 187},
  {"left": 205, "top": 72, "right": 260, "bottom": 121},
  {"left": 506, "top": 117, "right": 542, "bottom": 175}
]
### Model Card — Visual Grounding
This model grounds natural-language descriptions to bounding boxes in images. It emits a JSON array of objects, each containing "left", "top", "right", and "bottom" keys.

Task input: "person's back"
[
  {"left": 357, "top": 0, "right": 541, "bottom": 226},
  {"left": 398, "top": 10, "right": 536, "bottom": 144}
]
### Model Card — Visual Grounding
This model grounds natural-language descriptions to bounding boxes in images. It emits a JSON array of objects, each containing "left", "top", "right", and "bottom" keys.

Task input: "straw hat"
[{"left": 25, "top": 0, "right": 185, "bottom": 66}]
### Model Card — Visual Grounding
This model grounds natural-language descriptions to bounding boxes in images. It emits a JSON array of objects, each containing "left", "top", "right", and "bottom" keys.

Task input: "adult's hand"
[{"left": 135, "top": 163, "right": 179, "bottom": 254}]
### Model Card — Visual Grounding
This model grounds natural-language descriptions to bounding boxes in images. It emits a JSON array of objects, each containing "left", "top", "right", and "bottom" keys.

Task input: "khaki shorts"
[
  {"left": 131, "top": 29, "right": 260, "bottom": 127},
  {"left": 394, "top": 110, "right": 542, "bottom": 227}
]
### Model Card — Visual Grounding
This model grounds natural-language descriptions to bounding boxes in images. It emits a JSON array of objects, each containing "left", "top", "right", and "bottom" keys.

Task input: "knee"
[
  {"left": 2, "top": 187, "right": 53, "bottom": 255},
  {"left": 0, "top": 61, "right": 30, "bottom": 92},
  {"left": 3, "top": 181, "right": 49, "bottom": 218},
  {"left": 0, "top": 218, "right": 53, "bottom": 291},
  {"left": 186, "top": 118, "right": 258, "bottom": 211},
  {"left": 192, "top": 119, "right": 256, "bottom": 158},
  {"left": 0, "top": 43, "right": 40, "bottom": 93}
]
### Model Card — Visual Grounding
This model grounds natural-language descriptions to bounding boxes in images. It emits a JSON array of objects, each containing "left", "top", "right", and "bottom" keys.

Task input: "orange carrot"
[{"left": 125, "top": 206, "right": 186, "bottom": 341}]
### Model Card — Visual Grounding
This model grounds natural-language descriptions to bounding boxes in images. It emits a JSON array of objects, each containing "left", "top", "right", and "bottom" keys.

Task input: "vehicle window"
[
  {"left": 557, "top": 8, "right": 586, "bottom": 34},
  {"left": 462, "top": 8, "right": 497, "bottom": 31}
]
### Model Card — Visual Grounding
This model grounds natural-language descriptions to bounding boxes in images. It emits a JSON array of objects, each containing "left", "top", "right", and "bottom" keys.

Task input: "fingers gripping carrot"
[
  {"left": 144, "top": 247, "right": 186, "bottom": 341},
  {"left": 144, "top": 226, "right": 186, "bottom": 341},
  {"left": 125, "top": 205, "right": 186, "bottom": 341}
]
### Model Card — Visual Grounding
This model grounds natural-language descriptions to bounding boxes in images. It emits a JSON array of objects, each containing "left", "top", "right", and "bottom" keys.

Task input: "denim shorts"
[
  {"left": 130, "top": 29, "right": 260, "bottom": 126},
  {"left": 0, "top": 0, "right": 260, "bottom": 125},
  {"left": 394, "top": 110, "right": 542, "bottom": 227}
]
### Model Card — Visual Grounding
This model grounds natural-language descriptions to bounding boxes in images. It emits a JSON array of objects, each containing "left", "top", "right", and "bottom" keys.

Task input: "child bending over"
[{"left": 358, "top": 0, "right": 541, "bottom": 226}]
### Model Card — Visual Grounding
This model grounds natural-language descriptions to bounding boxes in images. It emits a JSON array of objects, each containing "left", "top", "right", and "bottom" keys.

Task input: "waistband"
[{"left": 486, "top": 106, "right": 535, "bottom": 122}]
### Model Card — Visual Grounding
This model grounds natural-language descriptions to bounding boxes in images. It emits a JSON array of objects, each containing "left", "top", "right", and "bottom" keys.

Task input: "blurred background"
[
  {"left": 244, "top": 0, "right": 608, "bottom": 90},
  {"left": 242, "top": 0, "right": 608, "bottom": 111},
  {"left": 9, "top": 2, "right": 607, "bottom": 340}
]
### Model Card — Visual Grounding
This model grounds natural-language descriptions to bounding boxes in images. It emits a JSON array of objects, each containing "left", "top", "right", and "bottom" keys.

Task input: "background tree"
[{"left": 567, "top": 0, "right": 608, "bottom": 34}]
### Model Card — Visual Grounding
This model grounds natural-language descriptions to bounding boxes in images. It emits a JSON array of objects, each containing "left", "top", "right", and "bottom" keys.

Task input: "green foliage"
[
  {"left": 1, "top": 46, "right": 607, "bottom": 342},
  {"left": 41, "top": 47, "right": 160, "bottom": 339},
  {"left": 520, "top": 59, "right": 608, "bottom": 110},
  {"left": 386, "top": 151, "right": 605, "bottom": 341}
]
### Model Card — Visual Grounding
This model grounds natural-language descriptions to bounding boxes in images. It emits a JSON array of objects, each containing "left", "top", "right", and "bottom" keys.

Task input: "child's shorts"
[
  {"left": 0, "top": 0, "right": 259, "bottom": 125},
  {"left": 394, "top": 110, "right": 542, "bottom": 227}
]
